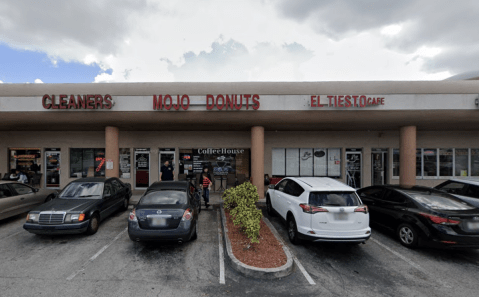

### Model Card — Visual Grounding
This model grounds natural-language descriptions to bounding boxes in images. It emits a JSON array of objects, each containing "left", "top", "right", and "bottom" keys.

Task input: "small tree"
[{"left": 222, "top": 182, "right": 263, "bottom": 243}]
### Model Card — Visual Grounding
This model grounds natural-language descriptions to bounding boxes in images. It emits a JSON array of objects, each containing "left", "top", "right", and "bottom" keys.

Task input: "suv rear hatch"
[{"left": 308, "top": 191, "right": 369, "bottom": 232}]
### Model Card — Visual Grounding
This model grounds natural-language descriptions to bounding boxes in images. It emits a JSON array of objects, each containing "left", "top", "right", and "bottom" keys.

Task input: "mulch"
[{"left": 224, "top": 209, "right": 287, "bottom": 268}]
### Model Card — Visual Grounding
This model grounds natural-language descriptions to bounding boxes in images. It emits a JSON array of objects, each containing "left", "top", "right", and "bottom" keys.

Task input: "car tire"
[
  {"left": 86, "top": 214, "right": 100, "bottom": 235},
  {"left": 287, "top": 216, "right": 301, "bottom": 245},
  {"left": 121, "top": 197, "right": 129, "bottom": 211},
  {"left": 191, "top": 223, "right": 198, "bottom": 240},
  {"left": 44, "top": 195, "right": 54, "bottom": 203},
  {"left": 397, "top": 223, "right": 419, "bottom": 248},
  {"left": 266, "top": 195, "right": 275, "bottom": 217}
]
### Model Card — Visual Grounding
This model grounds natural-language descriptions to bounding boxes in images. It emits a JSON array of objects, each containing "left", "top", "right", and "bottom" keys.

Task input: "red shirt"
[{"left": 202, "top": 177, "right": 211, "bottom": 188}]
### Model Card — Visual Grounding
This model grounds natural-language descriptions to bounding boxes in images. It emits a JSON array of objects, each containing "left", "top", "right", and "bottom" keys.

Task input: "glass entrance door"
[
  {"left": 45, "top": 149, "right": 61, "bottom": 188},
  {"left": 372, "top": 149, "right": 388, "bottom": 186},
  {"left": 135, "top": 149, "right": 150, "bottom": 189},
  {"left": 346, "top": 149, "right": 362, "bottom": 189}
]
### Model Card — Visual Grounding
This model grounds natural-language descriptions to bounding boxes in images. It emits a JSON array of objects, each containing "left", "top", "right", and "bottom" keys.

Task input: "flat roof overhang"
[{"left": 1, "top": 110, "right": 478, "bottom": 131}]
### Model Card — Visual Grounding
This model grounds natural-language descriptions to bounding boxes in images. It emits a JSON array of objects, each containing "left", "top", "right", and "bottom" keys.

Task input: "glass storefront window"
[
  {"left": 439, "top": 148, "right": 453, "bottom": 177},
  {"left": 393, "top": 149, "right": 400, "bottom": 177},
  {"left": 423, "top": 149, "right": 437, "bottom": 177},
  {"left": 272, "top": 148, "right": 341, "bottom": 177},
  {"left": 70, "top": 148, "right": 105, "bottom": 178},
  {"left": 455, "top": 149, "right": 468, "bottom": 177},
  {"left": 471, "top": 149, "right": 479, "bottom": 176},
  {"left": 8, "top": 148, "right": 41, "bottom": 174},
  {"left": 416, "top": 149, "right": 422, "bottom": 177}
]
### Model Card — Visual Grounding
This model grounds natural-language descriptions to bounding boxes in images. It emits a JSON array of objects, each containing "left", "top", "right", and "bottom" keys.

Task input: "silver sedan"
[{"left": 0, "top": 181, "right": 57, "bottom": 220}]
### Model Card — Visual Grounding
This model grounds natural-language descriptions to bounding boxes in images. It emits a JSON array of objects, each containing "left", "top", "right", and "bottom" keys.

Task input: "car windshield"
[
  {"left": 406, "top": 191, "right": 476, "bottom": 210},
  {"left": 140, "top": 190, "right": 187, "bottom": 205},
  {"left": 59, "top": 182, "right": 103, "bottom": 199},
  {"left": 309, "top": 192, "right": 360, "bottom": 207}
]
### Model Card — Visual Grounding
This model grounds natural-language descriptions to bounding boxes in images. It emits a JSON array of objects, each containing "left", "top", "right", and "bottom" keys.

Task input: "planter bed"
[{"left": 224, "top": 209, "right": 287, "bottom": 268}]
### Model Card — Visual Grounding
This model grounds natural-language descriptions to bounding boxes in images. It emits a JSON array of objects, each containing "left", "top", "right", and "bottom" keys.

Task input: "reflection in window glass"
[
  {"left": 416, "top": 149, "right": 422, "bottom": 177},
  {"left": 471, "top": 149, "right": 479, "bottom": 176},
  {"left": 393, "top": 149, "right": 400, "bottom": 177},
  {"left": 423, "top": 149, "right": 437, "bottom": 177},
  {"left": 439, "top": 149, "right": 453, "bottom": 177},
  {"left": 455, "top": 149, "right": 469, "bottom": 177}
]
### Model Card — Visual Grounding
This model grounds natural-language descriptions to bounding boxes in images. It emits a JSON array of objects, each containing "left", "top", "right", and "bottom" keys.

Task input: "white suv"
[{"left": 266, "top": 177, "right": 371, "bottom": 244}]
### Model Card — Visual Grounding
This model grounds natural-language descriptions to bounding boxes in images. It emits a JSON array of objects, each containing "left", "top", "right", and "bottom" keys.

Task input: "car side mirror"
[
  {"left": 268, "top": 185, "right": 275, "bottom": 189},
  {"left": 33, "top": 188, "right": 39, "bottom": 193},
  {"left": 104, "top": 193, "right": 111, "bottom": 199}
]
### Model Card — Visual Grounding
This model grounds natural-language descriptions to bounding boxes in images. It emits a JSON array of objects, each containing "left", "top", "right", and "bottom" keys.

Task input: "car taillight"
[
  {"left": 182, "top": 208, "right": 193, "bottom": 221},
  {"left": 299, "top": 203, "right": 329, "bottom": 214},
  {"left": 129, "top": 209, "right": 137, "bottom": 221},
  {"left": 354, "top": 205, "right": 368, "bottom": 214},
  {"left": 419, "top": 213, "right": 460, "bottom": 225}
]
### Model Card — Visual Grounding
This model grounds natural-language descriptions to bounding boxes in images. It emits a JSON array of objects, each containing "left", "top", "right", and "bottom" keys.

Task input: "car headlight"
[
  {"left": 65, "top": 213, "right": 86, "bottom": 223},
  {"left": 26, "top": 213, "right": 40, "bottom": 223}
]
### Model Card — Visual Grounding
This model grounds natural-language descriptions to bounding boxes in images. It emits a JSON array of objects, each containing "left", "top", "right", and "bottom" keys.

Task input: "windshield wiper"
[{"left": 79, "top": 195, "right": 98, "bottom": 197}]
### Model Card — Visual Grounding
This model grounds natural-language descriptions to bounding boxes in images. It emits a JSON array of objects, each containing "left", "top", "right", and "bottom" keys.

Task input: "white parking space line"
[
  {"left": 217, "top": 211, "right": 226, "bottom": 285},
  {"left": 294, "top": 256, "right": 316, "bottom": 285},
  {"left": 370, "top": 238, "right": 424, "bottom": 271},
  {"left": 370, "top": 238, "right": 451, "bottom": 288},
  {"left": 3, "top": 230, "right": 24, "bottom": 240},
  {"left": 66, "top": 228, "right": 127, "bottom": 281}
]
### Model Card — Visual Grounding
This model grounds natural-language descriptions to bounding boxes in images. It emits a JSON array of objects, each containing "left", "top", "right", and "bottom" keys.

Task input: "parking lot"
[{"left": 1, "top": 202, "right": 479, "bottom": 297}]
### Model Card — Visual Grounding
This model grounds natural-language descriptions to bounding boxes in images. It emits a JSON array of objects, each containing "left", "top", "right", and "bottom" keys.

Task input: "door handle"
[
  {"left": 287, "top": 201, "right": 291, "bottom": 204},
  {"left": 20, "top": 198, "right": 25, "bottom": 200}
]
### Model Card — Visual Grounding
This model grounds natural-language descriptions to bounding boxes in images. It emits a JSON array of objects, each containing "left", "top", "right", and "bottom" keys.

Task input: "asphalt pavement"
[{"left": 1, "top": 203, "right": 479, "bottom": 296}]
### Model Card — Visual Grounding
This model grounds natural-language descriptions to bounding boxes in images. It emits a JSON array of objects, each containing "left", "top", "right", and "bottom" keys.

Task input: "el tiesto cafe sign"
[{"left": 41, "top": 94, "right": 385, "bottom": 110}]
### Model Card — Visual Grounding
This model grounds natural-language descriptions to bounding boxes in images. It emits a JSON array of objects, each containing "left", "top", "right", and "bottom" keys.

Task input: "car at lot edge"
[
  {"left": 23, "top": 177, "right": 131, "bottom": 235},
  {"left": 128, "top": 181, "right": 201, "bottom": 244},
  {"left": 435, "top": 178, "right": 479, "bottom": 208},
  {"left": 357, "top": 185, "right": 479, "bottom": 249},
  {"left": 0, "top": 181, "right": 57, "bottom": 221},
  {"left": 266, "top": 177, "right": 371, "bottom": 245}
]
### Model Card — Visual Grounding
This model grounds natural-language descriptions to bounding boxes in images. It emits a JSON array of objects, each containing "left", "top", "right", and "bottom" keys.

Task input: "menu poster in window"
[
  {"left": 313, "top": 148, "right": 327, "bottom": 176},
  {"left": 119, "top": 148, "right": 131, "bottom": 179},
  {"left": 286, "top": 148, "right": 299, "bottom": 176},
  {"left": 327, "top": 148, "right": 341, "bottom": 177},
  {"left": 300, "top": 148, "right": 313, "bottom": 176},
  {"left": 272, "top": 148, "right": 285, "bottom": 176},
  {"left": 136, "top": 153, "right": 149, "bottom": 170},
  {"left": 193, "top": 149, "right": 239, "bottom": 176}
]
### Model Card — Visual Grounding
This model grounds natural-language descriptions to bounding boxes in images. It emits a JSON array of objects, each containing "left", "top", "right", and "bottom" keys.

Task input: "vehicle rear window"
[
  {"left": 309, "top": 192, "right": 360, "bottom": 207},
  {"left": 140, "top": 190, "right": 187, "bottom": 205},
  {"left": 406, "top": 191, "right": 475, "bottom": 210}
]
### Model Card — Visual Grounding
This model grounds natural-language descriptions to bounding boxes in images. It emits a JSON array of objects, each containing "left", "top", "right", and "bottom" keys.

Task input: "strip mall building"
[{"left": 1, "top": 81, "right": 479, "bottom": 197}]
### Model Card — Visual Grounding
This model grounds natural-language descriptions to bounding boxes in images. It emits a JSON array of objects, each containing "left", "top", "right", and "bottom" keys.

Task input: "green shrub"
[{"left": 222, "top": 182, "right": 262, "bottom": 243}]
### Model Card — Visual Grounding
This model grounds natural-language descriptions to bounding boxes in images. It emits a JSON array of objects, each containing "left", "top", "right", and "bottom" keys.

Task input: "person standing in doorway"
[
  {"left": 198, "top": 167, "right": 212, "bottom": 189},
  {"left": 201, "top": 172, "right": 212, "bottom": 208},
  {"left": 160, "top": 160, "right": 174, "bottom": 181},
  {"left": 16, "top": 169, "right": 28, "bottom": 184}
]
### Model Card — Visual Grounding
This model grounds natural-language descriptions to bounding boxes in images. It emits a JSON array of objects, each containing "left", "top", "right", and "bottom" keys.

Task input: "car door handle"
[{"left": 287, "top": 201, "right": 291, "bottom": 204}]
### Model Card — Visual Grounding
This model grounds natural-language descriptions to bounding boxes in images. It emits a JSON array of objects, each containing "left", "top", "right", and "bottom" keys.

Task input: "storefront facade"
[{"left": 1, "top": 81, "right": 479, "bottom": 196}]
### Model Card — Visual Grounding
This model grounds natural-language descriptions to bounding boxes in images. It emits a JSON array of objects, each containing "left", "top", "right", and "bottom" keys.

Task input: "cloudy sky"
[{"left": 0, "top": 0, "right": 477, "bottom": 84}]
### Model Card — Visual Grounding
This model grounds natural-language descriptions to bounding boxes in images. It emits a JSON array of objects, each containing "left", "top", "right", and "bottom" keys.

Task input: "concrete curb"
[{"left": 220, "top": 206, "right": 294, "bottom": 280}]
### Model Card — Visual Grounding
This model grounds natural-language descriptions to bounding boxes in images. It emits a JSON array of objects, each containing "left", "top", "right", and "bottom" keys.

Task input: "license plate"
[
  {"left": 466, "top": 221, "right": 479, "bottom": 230},
  {"left": 151, "top": 218, "right": 167, "bottom": 227},
  {"left": 334, "top": 213, "right": 348, "bottom": 220}
]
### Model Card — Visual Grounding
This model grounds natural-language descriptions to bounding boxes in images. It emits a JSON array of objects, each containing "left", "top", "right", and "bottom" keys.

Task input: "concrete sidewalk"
[{"left": 129, "top": 190, "right": 266, "bottom": 206}]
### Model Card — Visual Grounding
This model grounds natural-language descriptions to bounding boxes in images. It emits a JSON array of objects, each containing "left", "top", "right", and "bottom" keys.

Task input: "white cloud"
[
  {"left": 0, "top": 80, "right": 3, "bottom": 83},
  {"left": 34, "top": 79, "right": 43, "bottom": 83},
  {"left": 0, "top": 0, "right": 469, "bottom": 82}
]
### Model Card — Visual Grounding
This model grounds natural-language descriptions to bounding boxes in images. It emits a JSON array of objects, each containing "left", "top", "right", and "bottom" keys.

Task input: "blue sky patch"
[{"left": 0, "top": 43, "right": 107, "bottom": 83}]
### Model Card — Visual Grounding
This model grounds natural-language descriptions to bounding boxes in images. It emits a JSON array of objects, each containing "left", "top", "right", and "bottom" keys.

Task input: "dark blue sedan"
[{"left": 128, "top": 181, "right": 200, "bottom": 244}]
